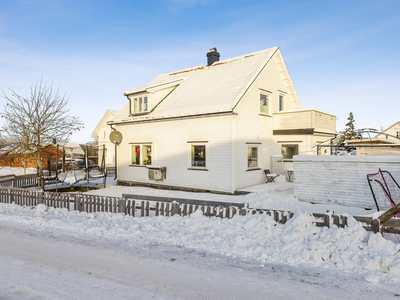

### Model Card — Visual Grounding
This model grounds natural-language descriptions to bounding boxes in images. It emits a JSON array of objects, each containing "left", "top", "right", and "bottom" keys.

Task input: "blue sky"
[{"left": 1, "top": 0, "right": 399, "bottom": 142}]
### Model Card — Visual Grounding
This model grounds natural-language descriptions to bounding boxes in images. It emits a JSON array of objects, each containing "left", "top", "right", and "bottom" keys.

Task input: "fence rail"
[{"left": 0, "top": 186, "right": 399, "bottom": 234}]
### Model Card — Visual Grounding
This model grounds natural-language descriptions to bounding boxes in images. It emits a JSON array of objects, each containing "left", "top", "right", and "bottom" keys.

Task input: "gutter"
[{"left": 109, "top": 111, "right": 237, "bottom": 126}]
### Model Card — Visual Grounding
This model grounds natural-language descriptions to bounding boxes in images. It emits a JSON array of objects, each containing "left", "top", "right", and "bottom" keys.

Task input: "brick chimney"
[{"left": 206, "top": 47, "right": 220, "bottom": 66}]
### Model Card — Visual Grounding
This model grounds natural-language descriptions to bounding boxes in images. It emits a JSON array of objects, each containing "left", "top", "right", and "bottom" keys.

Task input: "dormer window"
[{"left": 133, "top": 96, "right": 148, "bottom": 113}]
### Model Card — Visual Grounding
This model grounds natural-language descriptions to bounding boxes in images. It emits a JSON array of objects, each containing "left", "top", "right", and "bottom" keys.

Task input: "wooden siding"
[
  {"left": 116, "top": 115, "right": 233, "bottom": 193},
  {"left": 273, "top": 109, "right": 336, "bottom": 133},
  {"left": 233, "top": 53, "right": 292, "bottom": 189},
  {"left": 293, "top": 155, "right": 400, "bottom": 209}
]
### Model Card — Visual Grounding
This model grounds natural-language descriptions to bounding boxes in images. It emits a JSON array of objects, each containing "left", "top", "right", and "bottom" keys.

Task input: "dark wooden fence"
[{"left": 0, "top": 186, "right": 398, "bottom": 234}]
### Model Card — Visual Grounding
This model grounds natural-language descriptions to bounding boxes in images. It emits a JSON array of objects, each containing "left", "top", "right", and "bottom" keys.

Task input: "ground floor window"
[
  {"left": 131, "top": 144, "right": 152, "bottom": 165},
  {"left": 247, "top": 146, "right": 259, "bottom": 169},
  {"left": 190, "top": 144, "right": 206, "bottom": 168},
  {"left": 281, "top": 144, "right": 298, "bottom": 160}
]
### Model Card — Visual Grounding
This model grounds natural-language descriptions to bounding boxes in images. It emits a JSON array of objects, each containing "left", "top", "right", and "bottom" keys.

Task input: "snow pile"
[
  {"left": 243, "top": 182, "right": 301, "bottom": 211},
  {"left": 1, "top": 203, "right": 399, "bottom": 284}
]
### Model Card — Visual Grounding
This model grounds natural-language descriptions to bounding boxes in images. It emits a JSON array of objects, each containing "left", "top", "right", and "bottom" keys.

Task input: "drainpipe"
[{"left": 109, "top": 124, "right": 118, "bottom": 180}]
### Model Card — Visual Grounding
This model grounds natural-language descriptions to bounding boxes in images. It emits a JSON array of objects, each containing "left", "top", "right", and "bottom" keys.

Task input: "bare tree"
[{"left": 0, "top": 80, "right": 84, "bottom": 190}]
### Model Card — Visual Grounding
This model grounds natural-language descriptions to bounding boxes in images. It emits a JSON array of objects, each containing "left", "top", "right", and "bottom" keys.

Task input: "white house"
[
  {"left": 91, "top": 109, "right": 117, "bottom": 166},
  {"left": 97, "top": 47, "right": 336, "bottom": 193}
]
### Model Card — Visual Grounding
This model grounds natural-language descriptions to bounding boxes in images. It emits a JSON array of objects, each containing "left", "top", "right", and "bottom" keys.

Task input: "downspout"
[
  {"left": 124, "top": 94, "right": 132, "bottom": 116},
  {"left": 109, "top": 123, "right": 118, "bottom": 180}
]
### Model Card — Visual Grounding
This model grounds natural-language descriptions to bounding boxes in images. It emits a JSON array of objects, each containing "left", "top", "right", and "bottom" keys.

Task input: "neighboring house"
[
  {"left": 346, "top": 122, "right": 400, "bottom": 155},
  {"left": 0, "top": 142, "right": 84, "bottom": 168},
  {"left": 91, "top": 109, "right": 116, "bottom": 166},
  {"left": 103, "top": 47, "right": 336, "bottom": 193}
]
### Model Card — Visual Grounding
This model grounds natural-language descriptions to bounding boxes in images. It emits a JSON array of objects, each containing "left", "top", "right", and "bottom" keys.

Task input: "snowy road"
[{"left": 1, "top": 225, "right": 399, "bottom": 300}]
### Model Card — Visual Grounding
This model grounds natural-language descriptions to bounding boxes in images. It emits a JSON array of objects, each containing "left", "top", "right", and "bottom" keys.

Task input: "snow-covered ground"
[{"left": 1, "top": 170, "right": 400, "bottom": 299}]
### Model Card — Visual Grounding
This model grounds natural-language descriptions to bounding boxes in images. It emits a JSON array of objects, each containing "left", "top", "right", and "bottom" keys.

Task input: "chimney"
[{"left": 206, "top": 47, "right": 220, "bottom": 66}]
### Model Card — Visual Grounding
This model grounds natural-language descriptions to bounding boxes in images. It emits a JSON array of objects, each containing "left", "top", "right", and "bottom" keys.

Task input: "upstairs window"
[
  {"left": 260, "top": 93, "right": 269, "bottom": 115},
  {"left": 279, "top": 95, "right": 284, "bottom": 111},
  {"left": 133, "top": 96, "right": 148, "bottom": 113},
  {"left": 397, "top": 131, "right": 400, "bottom": 139}
]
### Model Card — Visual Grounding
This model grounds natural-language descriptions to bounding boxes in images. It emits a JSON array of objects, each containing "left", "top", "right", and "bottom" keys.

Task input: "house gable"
[{"left": 91, "top": 109, "right": 116, "bottom": 138}]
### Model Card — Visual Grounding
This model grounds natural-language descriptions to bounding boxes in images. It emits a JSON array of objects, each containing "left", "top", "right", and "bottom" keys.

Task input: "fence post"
[
  {"left": 75, "top": 194, "right": 82, "bottom": 211},
  {"left": 372, "top": 218, "right": 380, "bottom": 233},
  {"left": 118, "top": 199, "right": 127, "bottom": 214},
  {"left": 324, "top": 210, "right": 333, "bottom": 228},
  {"left": 38, "top": 190, "right": 44, "bottom": 204}
]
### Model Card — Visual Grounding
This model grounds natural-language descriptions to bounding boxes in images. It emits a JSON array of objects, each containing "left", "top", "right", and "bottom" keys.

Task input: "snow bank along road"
[{"left": 1, "top": 203, "right": 400, "bottom": 299}]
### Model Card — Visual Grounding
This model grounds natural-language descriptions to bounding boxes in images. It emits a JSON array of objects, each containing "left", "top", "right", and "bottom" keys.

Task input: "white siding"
[
  {"left": 97, "top": 126, "right": 115, "bottom": 166},
  {"left": 233, "top": 54, "right": 290, "bottom": 189},
  {"left": 293, "top": 155, "right": 400, "bottom": 209},
  {"left": 115, "top": 115, "right": 233, "bottom": 193}
]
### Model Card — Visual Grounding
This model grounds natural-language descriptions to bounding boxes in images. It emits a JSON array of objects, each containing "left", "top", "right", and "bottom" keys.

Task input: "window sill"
[
  {"left": 258, "top": 113, "right": 272, "bottom": 118},
  {"left": 246, "top": 168, "right": 261, "bottom": 172},
  {"left": 188, "top": 168, "right": 208, "bottom": 171},
  {"left": 129, "top": 164, "right": 147, "bottom": 167}
]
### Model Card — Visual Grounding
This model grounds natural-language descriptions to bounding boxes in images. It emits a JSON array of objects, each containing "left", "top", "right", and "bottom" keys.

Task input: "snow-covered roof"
[{"left": 110, "top": 47, "right": 279, "bottom": 124}]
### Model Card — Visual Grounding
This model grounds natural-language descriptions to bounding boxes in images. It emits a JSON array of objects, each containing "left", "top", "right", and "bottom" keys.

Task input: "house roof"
[
  {"left": 110, "top": 47, "right": 281, "bottom": 124},
  {"left": 91, "top": 109, "right": 117, "bottom": 138}
]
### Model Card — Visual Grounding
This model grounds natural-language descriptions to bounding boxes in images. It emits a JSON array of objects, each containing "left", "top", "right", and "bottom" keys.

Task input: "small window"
[
  {"left": 282, "top": 144, "right": 298, "bottom": 160},
  {"left": 279, "top": 95, "right": 284, "bottom": 111},
  {"left": 191, "top": 145, "right": 206, "bottom": 167},
  {"left": 260, "top": 93, "right": 269, "bottom": 114},
  {"left": 132, "top": 96, "right": 149, "bottom": 113},
  {"left": 131, "top": 144, "right": 152, "bottom": 165},
  {"left": 397, "top": 132, "right": 400, "bottom": 139},
  {"left": 247, "top": 146, "right": 258, "bottom": 168}
]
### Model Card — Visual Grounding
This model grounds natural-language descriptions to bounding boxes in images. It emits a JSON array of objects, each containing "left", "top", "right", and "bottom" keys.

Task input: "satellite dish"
[{"left": 109, "top": 130, "right": 123, "bottom": 145}]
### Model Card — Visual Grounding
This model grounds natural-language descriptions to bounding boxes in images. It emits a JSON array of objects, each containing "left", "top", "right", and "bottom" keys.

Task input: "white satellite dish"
[{"left": 109, "top": 130, "right": 123, "bottom": 145}]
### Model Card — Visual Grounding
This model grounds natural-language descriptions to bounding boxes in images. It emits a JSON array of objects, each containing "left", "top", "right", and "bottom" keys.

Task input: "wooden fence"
[
  {"left": 0, "top": 174, "right": 60, "bottom": 188},
  {"left": 0, "top": 186, "right": 399, "bottom": 234}
]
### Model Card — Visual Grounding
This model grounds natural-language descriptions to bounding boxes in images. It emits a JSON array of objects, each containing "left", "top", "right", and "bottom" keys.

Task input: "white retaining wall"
[{"left": 293, "top": 155, "right": 400, "bottom": 209}]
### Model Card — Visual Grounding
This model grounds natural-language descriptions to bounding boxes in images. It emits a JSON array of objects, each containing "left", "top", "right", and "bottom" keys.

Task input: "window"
[
  {"left": 279, "top": 95, "right": 284, "bottom": 111},
  {"left": 132, "top": 96, "right": 148, "bottom": 113},
  {"left": 397, "top": 132, "right": 400, "bottom": 139},
  {"left": 281, "top": 144, "right": 298, "bottom": 160},
  {"left": 247, "top": 146, "right": 258, "bottom": 168},
  {"left": 260, "top": 93, "right": 269, "bottom": 114},
  {"left": 191, "top": 145, "right": 206, "bottom": 168},
  {"left": 131, "top": 144, "right": 152, "bottom": 165}
]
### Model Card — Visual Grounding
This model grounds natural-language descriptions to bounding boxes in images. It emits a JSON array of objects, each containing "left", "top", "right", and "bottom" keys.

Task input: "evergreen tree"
[{"left": 341, "top": 112, "right": 361, "bottom": 152}]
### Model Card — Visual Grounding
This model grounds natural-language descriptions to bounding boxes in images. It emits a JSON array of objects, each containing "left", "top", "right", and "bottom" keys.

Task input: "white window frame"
[
  {"left": 131, "top": 94, "right": 150, "bottom": 114},
  {"left": 279, "top": 94, "right": 284, "bottom": 111},
  {"left": 188, "top": 142, "right": 207, "bottom": 170},
  {"left": 131, "top": 144, "right": 153, "bottom": 166},
  {"left": 246, "top": 144, "right": 260, "bottom": 170},
  {"left": 259, "top": 91, "right": 271, "bottom": 115},
  {"left": 281, "top": 144, "right": 299, "bottom": 161}
]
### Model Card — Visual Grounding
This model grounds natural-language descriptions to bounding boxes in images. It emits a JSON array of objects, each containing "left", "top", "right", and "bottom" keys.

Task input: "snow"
[{"left": 1, "top": 170, "right": 400, "bottom": 298}]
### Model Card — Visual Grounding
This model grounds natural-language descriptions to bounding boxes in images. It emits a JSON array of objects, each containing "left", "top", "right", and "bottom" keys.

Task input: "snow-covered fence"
[
  {"left": 0, "top": 174, "right": 39, "bottom": 188},
  {"left": 14, "top": 174, "right": 39, "bottom": 188},
  {"left": 293, "top": 155, "right": 400, "bottom": 208},
  {"left": 0, "top": 175, "right": 15, "bottom": 187},
  {"left": 0, "top": 186, "right": 399, "bottom": 234}
]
